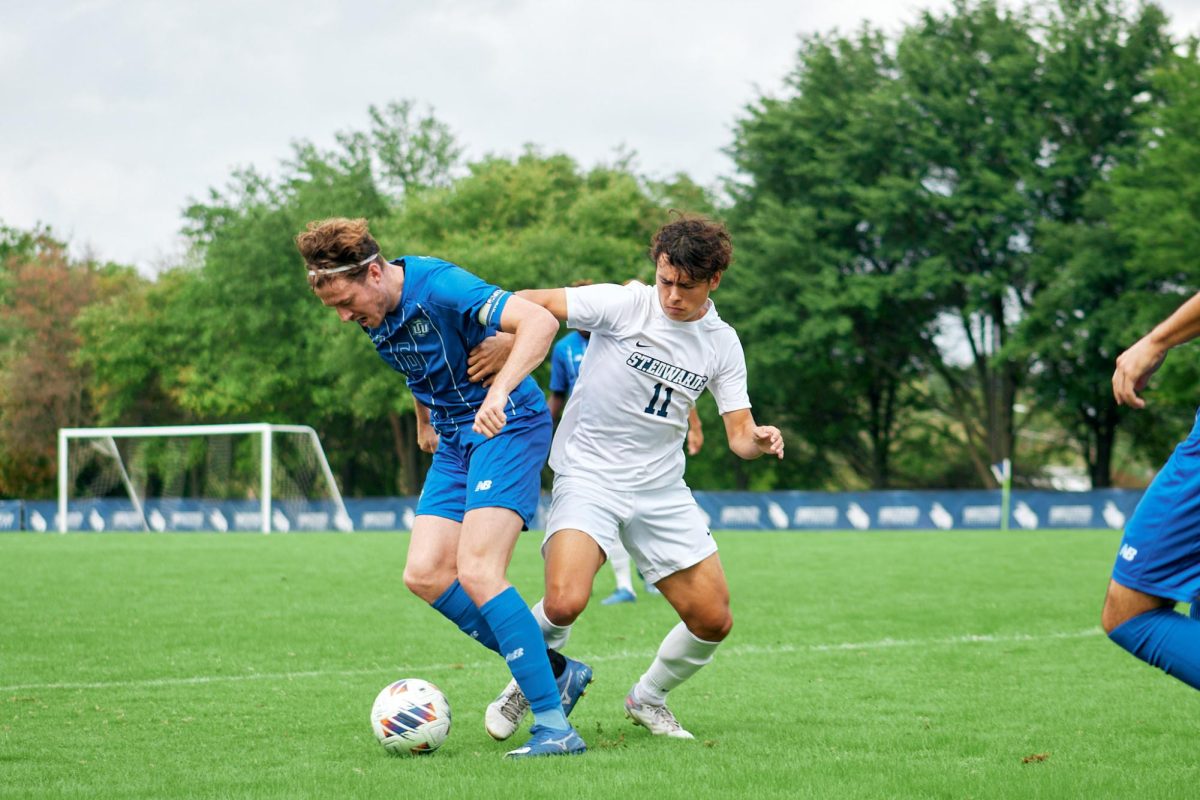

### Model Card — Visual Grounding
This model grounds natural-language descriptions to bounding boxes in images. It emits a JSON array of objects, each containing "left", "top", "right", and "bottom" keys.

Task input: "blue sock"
[
  {"left": 431, "top": 580, "right": 499, "bottom": 653},
  {"left": 480, "top": 586, "right": 569, "bottom": 731},
  {"left": 1191, "top": 600, "right": 1200, "bottom": 621},
  {"left": 1109, "top": 607, "right": 1200, "bottom": 690}
]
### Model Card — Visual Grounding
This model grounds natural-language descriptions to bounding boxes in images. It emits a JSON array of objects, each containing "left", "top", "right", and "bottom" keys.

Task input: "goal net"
[{"left": 57, "top": 424, "right": 352, "bottom": 533}]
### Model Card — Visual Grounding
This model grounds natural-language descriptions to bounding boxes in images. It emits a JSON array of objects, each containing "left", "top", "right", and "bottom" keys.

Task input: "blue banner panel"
[
  {"left": 344, "top": 498, "right": 419, "bottom": 531},
  {"left": 24, "top": 499, "right": 357, "bottom": 532},
  {"left": 689, "top": 489, "right": 1145, "bottom": 531},
  {"left": 30, "top": 489, "right": 1148, "bottom": 532},
  {"left": 0, "top": 500, "right": 21, "bottom": 531}
]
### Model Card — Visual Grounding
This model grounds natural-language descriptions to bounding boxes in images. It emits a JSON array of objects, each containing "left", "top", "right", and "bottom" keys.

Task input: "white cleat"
[
  {"left": 624, "top": 692, "right": 694, "bottom": 739},
  {"left": 485, "top": 678, "right": 530, "bottom": 741}
]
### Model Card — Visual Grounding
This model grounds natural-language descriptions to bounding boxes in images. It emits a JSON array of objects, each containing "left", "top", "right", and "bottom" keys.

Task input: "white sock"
[
  {"left": 532, "top": 598, "right": 572, "bottom": 650},
  {"left": 633, "top": 622, "right": 721, "bottom": 705},
  {"left": 609, "top": 543, "right": 636, "bottom": 594}
]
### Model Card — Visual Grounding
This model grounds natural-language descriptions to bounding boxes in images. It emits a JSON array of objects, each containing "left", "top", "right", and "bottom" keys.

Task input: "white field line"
[{"left": 1, "top": 628, "right": 1103, "bottom": 694}]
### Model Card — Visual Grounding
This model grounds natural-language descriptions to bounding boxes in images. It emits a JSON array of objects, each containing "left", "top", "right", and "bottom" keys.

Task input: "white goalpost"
[{"left": 57, "top": 423, "right": 352, "bottom": 534}]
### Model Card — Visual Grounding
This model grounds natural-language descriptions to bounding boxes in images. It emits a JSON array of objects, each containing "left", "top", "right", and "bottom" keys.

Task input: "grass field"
[{"left": 2, "top": 528, "right": 1198, "bottom": 799}]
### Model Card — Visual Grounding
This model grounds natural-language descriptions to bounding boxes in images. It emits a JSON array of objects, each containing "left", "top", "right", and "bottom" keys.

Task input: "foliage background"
[{"left": 5, "top": 0, "right": 1200, "bottom": 498}]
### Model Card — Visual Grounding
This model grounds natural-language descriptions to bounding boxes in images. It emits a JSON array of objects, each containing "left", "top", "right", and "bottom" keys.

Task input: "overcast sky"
[{"left": 4, "top": 0, "right": 1200, "bottom": 273}]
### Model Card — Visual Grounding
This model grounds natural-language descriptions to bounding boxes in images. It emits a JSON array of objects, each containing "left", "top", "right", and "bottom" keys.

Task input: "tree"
[
  {"left": 1104, "top": 50, "right": 1200, "bottom": 467},
  {"left": 0, "top": 234, "right": 137, "bottom": 497},
  {"left": 895, "top": 0, "right": 1045, "bottom": 483},
  {"left": 728, "top": 28, "right": 942, "bottom": 488},
  {"left": 1013, "top": 1, "right": 1176, "bottom": 486}
]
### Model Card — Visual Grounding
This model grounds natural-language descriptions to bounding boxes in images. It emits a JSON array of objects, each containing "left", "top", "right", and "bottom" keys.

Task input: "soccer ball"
[{"left": 370, "top": 678, "right": 452, "bottom": 755}]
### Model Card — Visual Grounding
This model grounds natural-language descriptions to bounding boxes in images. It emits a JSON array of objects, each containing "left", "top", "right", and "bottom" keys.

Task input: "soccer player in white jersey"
[{"left": 483, "top": 215, "right": 785, "bottom": 741}]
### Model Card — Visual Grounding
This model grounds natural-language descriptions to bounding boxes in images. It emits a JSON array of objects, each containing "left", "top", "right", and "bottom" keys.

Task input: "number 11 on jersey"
[{"left": 644, "top": 382, "right": 673, "bottom": 417}]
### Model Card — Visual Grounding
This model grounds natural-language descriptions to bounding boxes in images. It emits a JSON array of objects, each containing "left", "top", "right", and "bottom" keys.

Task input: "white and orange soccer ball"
[{"left": 370, "top": 679, "right": 452, "bottom": 755}]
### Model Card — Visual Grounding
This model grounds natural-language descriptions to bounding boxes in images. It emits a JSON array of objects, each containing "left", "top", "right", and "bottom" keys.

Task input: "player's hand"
[
  {"left": 468, "top": 333, "right": 514, "bottom": 388},
  {"left": 1113, "top": 335, "right": 1168, "bottom": 409},
  {"left": 473, "top": 389, "right": 510, "bottom": 438},
  {"left": 687, "top": 425, "right": 704, "bottom": 456},
  {"left": 753, "top": 425, "right": 784, "bottom": 459},
  {"left": 416, "top": 425, "right": 439, "bottom": 454}
]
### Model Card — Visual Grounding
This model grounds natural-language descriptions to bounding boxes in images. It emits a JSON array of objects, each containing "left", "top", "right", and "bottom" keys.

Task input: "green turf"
[{"left": 1, "top": 529, "right": 1197, "bottom": 799}]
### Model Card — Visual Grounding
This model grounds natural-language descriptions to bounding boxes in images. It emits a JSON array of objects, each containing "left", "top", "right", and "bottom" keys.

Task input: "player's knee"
[
  {"left": 541, "top": 592, "right": 585, "bottom": 627},
  {"left": 454, "top": 567, "right": 505, "bottom": 607},
  {"left": 688, "top": 608, "right": 733, "bottom": 642},
  {"left": 403, "top": 564, "right": 451, "bottom": 604}
]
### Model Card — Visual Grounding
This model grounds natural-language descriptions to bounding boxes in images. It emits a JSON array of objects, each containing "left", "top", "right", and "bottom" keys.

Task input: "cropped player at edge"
[
  {"left": 483, "top": 214, "right": 785, "bottom": 741},
  {"left": 1104, "top": 289, "right": 1200, "bottom": 692},
  {"left": 297, "top": 218, "right": 590, "bottom": 759}
]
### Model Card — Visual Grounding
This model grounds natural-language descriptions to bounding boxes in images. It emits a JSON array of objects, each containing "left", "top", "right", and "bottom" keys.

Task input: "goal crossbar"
[{"left": 57, "top": 423, "right": 350, "bottom": 533}]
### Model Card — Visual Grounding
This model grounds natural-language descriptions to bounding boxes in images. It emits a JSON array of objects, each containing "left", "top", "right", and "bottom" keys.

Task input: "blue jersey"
[
  {"left": 549, "top": 330, "right": 588, "bottom": 396},
  {"left": 1112, "top": 408, "right": 1200, "bottom": 602},
  {"left": 365, "top": 256, "right": 547, "bottom": 434}
]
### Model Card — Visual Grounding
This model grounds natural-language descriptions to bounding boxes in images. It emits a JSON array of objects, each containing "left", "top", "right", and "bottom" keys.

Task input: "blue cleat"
[
  {"left": 505, "top": 724, "right": 587, "bottom": 758},
  {"left": 484, "top": 656, "right": 593, "bottom": 741},
  {"left": 601, "top": 587, "right": 637, "bottom": 605},
  {"left": 557, "top": 655, "right": 593, "bottom": 715}
]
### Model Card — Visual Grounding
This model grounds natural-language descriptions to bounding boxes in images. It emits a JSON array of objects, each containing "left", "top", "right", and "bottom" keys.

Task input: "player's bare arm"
[
  {"left": 1114, "top": 291, "right": 1200, "bottom": 409},
  {"left": 414, "top": 399, "right": 439, "bottom": 454},
  {"left": 472, "top": 295, "right": 558, "bottom": 438},
  {"left": 687, "top": 407, "right": 704, "bottom": 456},
  {"left": 548, "top": 391, "right": 567, "bottom": 424},
  {"left": 469, "top": 288, "right": 569, "bottom": 386},
  {"left": 721, "top": 408, "right": 784, "bottom": 460},
  {"left": 515, "top": 288, "right": 569, "bottom": 321}
]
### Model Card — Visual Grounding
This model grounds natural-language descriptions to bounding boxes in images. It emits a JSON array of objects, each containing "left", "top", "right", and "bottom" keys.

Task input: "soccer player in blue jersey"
[
  {"left": 297, "top": 218, "right": 590, "bottom": 758},
  {"left": 1105, "top": 290, "right": 1200, "bottom": 691}
]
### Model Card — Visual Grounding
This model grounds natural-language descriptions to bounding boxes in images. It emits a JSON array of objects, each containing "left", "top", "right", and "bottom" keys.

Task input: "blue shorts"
[
  {"left": 415, "top": 410, "right": 551, "bottom": 529},
  {"left": 1112, "top": 409, "right": 1200, "bottom": 602}
]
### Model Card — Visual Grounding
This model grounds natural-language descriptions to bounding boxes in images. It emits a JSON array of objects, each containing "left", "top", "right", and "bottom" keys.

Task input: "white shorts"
[{"left": 543, "top": 474, "right": 716, "bottom": 584}]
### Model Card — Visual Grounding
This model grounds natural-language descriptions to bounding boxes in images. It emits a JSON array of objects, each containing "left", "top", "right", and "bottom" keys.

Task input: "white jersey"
[{"left": 549, "top": 282, "right": 751, "bottom": 491}]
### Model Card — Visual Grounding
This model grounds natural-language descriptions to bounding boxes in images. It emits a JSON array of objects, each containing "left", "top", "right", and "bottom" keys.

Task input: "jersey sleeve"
[
  {"left": 709, "top": 330, "right": 752, "bottom": 414},
  {"left": 548, "top": 339, "right": 570, "bottom": 393},
  {"left": 424, "top": 262, "right": 511, "bottom": 328},
  {"left": 565, "top": 283, "right": 643, "bottom": 336}
]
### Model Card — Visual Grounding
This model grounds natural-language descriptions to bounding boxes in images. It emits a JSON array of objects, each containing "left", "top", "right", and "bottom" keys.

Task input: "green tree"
[
  {"left": 1105, "top": 50, "right": 1200, "bottom": 466},
  {"left": 895, "top": 0, "right": 1045, "bottom": 483},
  {"left": 728, "top": 28, "right": 942, "bottom": 489},
  {"left": 1013, "top": 1, "right": 1175, "bottom": 486}
]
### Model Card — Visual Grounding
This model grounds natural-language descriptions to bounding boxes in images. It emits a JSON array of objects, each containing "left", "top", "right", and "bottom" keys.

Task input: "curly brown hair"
[
  {"left": 649, "top": 213, "right": 733, "bottom": 283},
  {"left": 296, "top": 217, "right": 382, "bottom": 289}
]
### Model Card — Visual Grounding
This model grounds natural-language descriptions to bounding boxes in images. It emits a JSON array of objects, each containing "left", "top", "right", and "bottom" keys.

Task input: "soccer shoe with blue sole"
[
  {"left": 504, "top": 724, "right": 587, "bottom": 759},
  {"left": 485, "top": 656, "right": 594, "bottom": 741},
  {"left": 624, "top": 692, "right": 694, "bottom": 739},
  {"left": 601, "top": 587, "right": 637, "bottom": 605}
]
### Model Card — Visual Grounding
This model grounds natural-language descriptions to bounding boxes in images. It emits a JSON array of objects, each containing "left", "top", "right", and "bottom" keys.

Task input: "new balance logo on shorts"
[
  {"left": 1119, "top": 544, "right": 1138, "bottom": 562},
  {"left": 505, "top": 647, "right": 524, "bottom": 663},
  {"left": 475, "top": 480, "right": 493, "bottom": 492}
]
